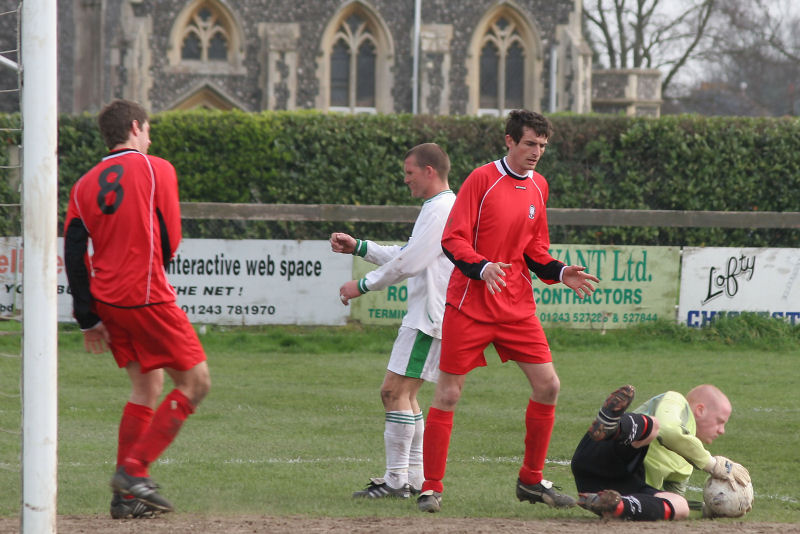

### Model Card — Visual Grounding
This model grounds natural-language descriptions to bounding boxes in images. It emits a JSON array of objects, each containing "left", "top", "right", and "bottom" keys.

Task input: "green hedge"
[
  {"left": 0, "top": 113, "right": 21, "bottom": 236},
  {"left": 1, "top": 110, "right": 798, "bottom": 245}
]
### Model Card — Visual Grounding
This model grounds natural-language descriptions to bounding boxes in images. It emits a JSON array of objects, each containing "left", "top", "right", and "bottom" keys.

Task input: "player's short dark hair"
[
  {"left": 404, "top": 143, "right": 450, "bottom": 180},
  {"left": 505, "top": 109, "right": 553, "bottom": 143},
  {"left": 97, "top": 99, "right": 149, "bottom": 150}
]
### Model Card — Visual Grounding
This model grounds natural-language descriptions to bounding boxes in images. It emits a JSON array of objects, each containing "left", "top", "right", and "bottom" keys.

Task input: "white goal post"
[{"left": 20, "top": 0, "right": 59, "bottom": 533}]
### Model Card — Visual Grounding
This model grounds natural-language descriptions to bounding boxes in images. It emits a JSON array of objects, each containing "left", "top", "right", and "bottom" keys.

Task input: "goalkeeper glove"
[{"left": 703, "top": 455, "right": 751, "bottom": 487}]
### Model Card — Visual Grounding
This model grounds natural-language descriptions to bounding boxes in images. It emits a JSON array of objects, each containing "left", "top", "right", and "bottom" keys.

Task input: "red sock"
[
  {"left": 421, "top": 407, "right": 453, "bottom": 494},
  {"left": 117, "top": 402, "right": 154, "bottom": 469},
  {"left": 613, "top": 500, "right": 625, "bottom": 517},
  {"left": 518, "top": 400, "right": 555, "bottom": 485},
  {"left": 124, "top": 389, "right": 194, "bottom": 477}
]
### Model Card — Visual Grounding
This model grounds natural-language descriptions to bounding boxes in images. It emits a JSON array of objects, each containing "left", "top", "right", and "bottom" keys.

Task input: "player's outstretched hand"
[
  {"left": 82, "top": 322, "right": 110, "bottom": 354},
  {"left": 704, "top": 455, "right": 751, "bottom": 487},
  {"left": 481, "top": 262, "right": 511, "bottom": 295},
  {"left": 330, "top": 232, "right": 356, "bottom": 254},
  {"left": 561, "top": 265, "right": 599, "bottom": 299}
]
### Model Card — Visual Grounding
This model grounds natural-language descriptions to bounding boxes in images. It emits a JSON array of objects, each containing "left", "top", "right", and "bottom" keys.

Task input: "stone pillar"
[
  {"left": 259, "top": 23, "right": 300, "bottom": 111},
  {"left": 591, "top": 69, "right": 662, "bottom": 117},
  {"left": 553, "top": 4, "right": 593, "bottom": 114},
  {"left": 418, "top": 24, "right": 452, "bottom": 115},
  {"left": 118, "top": 1, "right": 153, "bottom": 109},
  {"left": 72, "top": 0, "right": 103, "bottom": 112}
]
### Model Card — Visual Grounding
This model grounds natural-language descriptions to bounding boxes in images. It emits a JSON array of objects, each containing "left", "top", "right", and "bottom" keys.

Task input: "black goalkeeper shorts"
[{"left": 571, "top": 433, "right": 659, "bottom": 495}]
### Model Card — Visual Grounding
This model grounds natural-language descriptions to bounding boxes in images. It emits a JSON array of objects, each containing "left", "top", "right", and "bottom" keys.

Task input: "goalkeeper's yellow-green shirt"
[{"left": 634, "top": 391, "right": 713, "bottom": 495}]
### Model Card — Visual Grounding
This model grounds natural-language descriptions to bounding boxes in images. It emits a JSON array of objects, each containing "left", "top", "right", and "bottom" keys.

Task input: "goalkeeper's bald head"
[{"left": 687, "top": 385, "right": 732, "bottom": 445}]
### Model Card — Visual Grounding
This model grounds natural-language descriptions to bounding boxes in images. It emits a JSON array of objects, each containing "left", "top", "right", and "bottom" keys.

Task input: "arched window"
[
  {"left": 479, "top": 17, "right": 526, "bottom": 115},
  {"left": 329, "top": 13, "right": 376, "bottom": 111},
  {"left": 468, "top": 9, "right": 542, "bottom": 115},
  {"left": 317, "top": 3, "right": 394, "bottom": 113},
  {"left": 168, "top": 0, "right": 244, "bottom": 75},
  {"left": 180, "top": 7, "right": 229, "bottom": 62}
]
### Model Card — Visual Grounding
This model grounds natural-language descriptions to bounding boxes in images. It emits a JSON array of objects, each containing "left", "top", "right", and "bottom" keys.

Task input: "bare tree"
[
  {"left": 584, "top": 0, "right": 717, "bottom": 96},
  {"left": 710, "top": 0, "right": 800, "bottom": 62},
  {"left": 699, "top": 0, "right": 800, "bottom": 115}
]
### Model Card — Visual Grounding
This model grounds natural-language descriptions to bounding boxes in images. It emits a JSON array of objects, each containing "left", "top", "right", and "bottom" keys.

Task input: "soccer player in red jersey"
[
  {"left": 417, "top": 110, "right": 599, "bottom": 513},
  {"left": 64, "top": 99, "right": 210, "bottom": 518}
]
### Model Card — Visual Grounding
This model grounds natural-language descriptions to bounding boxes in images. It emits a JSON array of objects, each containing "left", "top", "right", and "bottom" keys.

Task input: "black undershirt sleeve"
[
  {"left": 64, "top": 218, "right": 101, "bottom": 329},
  {"left": 524, "top": 255, "right": 565, "bottom": 283},
  {"left": 443, "top": 244, "right": 489, "bottom": 280},
  {"left": 156, "top": 208, "right": 172, "bottom": 269}
]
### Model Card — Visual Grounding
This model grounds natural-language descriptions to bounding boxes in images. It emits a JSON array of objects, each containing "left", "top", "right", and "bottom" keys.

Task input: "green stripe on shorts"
[{"left": 407, "top": 331, "right": 433, "bottom": 378}]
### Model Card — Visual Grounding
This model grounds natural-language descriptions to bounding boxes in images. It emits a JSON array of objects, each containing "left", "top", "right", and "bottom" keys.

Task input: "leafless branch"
[{"left": 661, "top": 0, "right": 716, "bottom": 93}]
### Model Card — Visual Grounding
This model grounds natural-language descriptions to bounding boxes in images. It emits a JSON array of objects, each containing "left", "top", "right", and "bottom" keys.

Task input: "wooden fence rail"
[{"left": 180, "top": 203, "right": 800, "bottom": 229}]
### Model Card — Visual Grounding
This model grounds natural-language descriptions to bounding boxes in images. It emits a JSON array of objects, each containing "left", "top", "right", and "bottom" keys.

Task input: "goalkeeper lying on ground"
[{"left": 570, "top": 384, "right": 750, "bottom": 520}]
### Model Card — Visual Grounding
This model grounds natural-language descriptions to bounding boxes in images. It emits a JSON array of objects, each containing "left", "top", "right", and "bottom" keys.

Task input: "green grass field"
[{"left": 0, "top": 316, "right": 798, "bottom": 522}]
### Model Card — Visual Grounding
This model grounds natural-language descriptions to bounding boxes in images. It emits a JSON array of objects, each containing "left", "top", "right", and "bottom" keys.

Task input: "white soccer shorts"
[{"left": 387, "top": 326, "right": 441, "bottom": 383}]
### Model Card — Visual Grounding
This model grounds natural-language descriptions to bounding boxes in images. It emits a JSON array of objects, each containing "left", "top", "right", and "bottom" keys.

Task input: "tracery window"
[
  {"left": 329, "top": 13, "right": 377, "bottom": 111},
  {"left": 478, "top": 17, "right": 528, "bottom": 115},
  {"left": 180, "top": 6, "right": 230, "bottom": 62},
  {"left": 168, "top": 0, "right": 244, "bottom": 75},
  {"left": 467, "top": 8, "right": 543, "bottom": 117}
]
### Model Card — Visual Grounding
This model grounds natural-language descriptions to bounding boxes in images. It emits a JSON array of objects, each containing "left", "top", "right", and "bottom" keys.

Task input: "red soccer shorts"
[
  {"left": 439, "top": 305, "right": 552, "bottom": 375},
  {"left": 95, "top": 301, "right": 206, "bottom": 373}
]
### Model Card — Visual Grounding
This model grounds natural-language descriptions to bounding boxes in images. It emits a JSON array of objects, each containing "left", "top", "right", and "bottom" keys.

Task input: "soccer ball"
[{"left": 703, "top": 476, "right": 754, "bottom": 518}]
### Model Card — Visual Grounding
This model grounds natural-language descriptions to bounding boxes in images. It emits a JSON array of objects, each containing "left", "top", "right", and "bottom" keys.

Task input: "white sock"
[
  {"left": 383, "top": 410, "right": 415, "bottom": 489},
  {"left": 408, "top": 412, "right": 425, "bottom": 490}
]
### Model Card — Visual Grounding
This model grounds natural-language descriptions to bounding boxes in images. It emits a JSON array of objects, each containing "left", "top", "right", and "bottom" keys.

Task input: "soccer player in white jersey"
[{"left": 331, "top": 143, "right": 455, "bottom": 498}]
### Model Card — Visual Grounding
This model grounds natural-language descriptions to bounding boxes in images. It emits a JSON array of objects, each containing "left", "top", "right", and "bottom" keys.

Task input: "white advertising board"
[
  {"left": 678, "top": 247, "right": 800, "bottom": 327},
  {"left": 1, "top": 238, "right": 352, "bottom": 325},
  {"left": 163, "top": 239, "right": 352, "bottom": 325}
]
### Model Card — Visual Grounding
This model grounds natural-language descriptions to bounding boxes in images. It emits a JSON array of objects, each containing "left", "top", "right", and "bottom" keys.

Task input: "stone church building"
[
  {"left": 5, "top": 0, "right": 595, "bottom": 115},
  {"left": 0, "top": 0, "right": 661, "bottom": 116}
]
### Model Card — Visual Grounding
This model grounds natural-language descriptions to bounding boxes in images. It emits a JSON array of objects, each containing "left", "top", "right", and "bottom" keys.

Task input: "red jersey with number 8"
[{"left": 64, "top": 149, "right": 181, "bottom": 308}]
